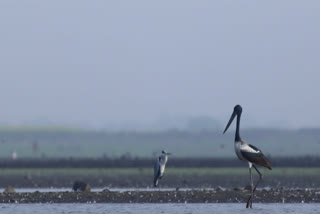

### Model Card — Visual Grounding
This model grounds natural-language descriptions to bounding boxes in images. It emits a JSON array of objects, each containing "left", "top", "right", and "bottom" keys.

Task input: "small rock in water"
[
  {"left": 176, "top": 187, "right": 180, "bottom": 191},
  {"left": 102, "top": 188, "right": 111, "bottom": 192},
  {"left": 73, "top": 181, "right": 91, "bottom": 192},
  {"left": 233, "top": 187, "right": 244, "bottom": 191},
  {"left": 3, "top": 186, "right": 15, "bottom": 193}
]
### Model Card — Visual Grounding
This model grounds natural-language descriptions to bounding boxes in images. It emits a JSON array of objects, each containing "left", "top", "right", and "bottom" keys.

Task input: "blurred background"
[
  {"left": 0, "top": 1, "right": 319, "bottom": 159},
  {"left": 0, "top": 1, "right": 319, "bottom": 189}
]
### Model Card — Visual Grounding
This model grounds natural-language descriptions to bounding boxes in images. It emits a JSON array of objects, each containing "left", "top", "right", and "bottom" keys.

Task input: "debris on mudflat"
[
  {"left": 0, "top": 189, "right": 319, "bottom": 203},
  {"left": 216, "top": 186, "right": 225, "bottom": 192}
]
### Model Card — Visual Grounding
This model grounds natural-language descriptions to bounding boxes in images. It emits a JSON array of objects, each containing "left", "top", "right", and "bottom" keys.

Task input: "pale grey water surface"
[{"left": 0, "top": 203, "right": 319, "bottom": 214}]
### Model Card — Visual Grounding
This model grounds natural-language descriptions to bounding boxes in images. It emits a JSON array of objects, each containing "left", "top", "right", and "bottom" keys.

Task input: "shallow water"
[
  {"left": 0, "top": 203, "right": 319, "bottom": 214},
  {"left": 5, "top": 187, "right": 216, "bottom": 193}
]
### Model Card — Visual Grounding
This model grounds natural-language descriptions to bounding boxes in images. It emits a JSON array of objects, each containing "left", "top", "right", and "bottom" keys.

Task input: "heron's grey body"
[{"left": 153, "top": 151, "right": 170, "bottom": 187}]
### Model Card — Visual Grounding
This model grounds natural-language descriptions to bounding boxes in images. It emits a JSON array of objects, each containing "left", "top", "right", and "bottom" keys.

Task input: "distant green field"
[
  {"left": 0, "top": 127, "right": 320, "bottom": 158},
  {"left": 0, "top": 167, "right": 319, "bottom": 176}
]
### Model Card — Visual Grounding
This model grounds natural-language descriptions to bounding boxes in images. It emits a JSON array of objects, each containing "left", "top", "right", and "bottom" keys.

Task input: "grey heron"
[
  {"left": 153, "top": 150, "right": 171, "bottom": 187},
  {"left": 223, "top": 105, "right": 272, "bottom": 208}
]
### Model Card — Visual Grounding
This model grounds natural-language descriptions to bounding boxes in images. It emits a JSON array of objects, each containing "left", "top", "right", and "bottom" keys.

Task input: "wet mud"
[{"left": 0, "top": 189, "right": 319, "bottom": 203}]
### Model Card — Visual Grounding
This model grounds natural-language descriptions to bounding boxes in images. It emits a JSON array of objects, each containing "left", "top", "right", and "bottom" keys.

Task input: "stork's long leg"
[
  {"left": 246, "top": 167, "right": 254, "bottom": 208},
  {"left": 250, "top": 168, "right": 253, "bottom": 187},
  {"left": 246, "top": 165, "right": 263, "bottom": 208}
]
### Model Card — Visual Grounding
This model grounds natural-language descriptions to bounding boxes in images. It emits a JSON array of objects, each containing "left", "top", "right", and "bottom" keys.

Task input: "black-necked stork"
[
  {"left": 223, "top": 105, "right": 272, "bottom": 208},
  {"left": 153, "top": 150, "right": 171, "bottom": 188}
]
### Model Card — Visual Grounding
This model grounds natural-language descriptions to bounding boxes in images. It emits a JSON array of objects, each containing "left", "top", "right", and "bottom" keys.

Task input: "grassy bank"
[{"left": 0, "top": 127, "right": 320, "bottom": 158}]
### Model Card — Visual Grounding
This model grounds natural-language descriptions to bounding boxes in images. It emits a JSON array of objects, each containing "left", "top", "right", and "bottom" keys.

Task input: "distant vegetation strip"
[
  {"left": 0, "top": 127, "right": 320, "bottom": 158},
  {"left": 1, "top": 157, "right": 320, "bottom": 168}
]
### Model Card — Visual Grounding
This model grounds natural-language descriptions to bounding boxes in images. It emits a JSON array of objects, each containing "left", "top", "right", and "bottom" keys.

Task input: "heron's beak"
[
  {"left": 223, "top": 110, "right": 237, "bottom": 134},
  {"left": 166, "top": 153, "right": 172, "bottom": 155}
]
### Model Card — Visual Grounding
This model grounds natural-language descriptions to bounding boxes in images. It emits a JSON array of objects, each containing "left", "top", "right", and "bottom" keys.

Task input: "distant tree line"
[{"left": 0, "top": 156, "right": 320, "bottom": 168}]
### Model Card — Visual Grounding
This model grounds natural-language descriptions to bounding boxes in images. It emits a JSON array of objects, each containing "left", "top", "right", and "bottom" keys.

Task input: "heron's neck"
[
  {"left": 235, "top": 114, "right": 241, "bottom": 142},
  {"left": 160, "top": 154, "right": 168, "bottom": 164}
]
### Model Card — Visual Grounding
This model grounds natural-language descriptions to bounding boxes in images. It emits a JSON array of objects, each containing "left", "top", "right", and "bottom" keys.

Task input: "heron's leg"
[
  {"left": 246, "top": 165, "right": 263, "bottom": 208},
  {"left": 157, "top": 180, "right": 160, "bottom": 191}
]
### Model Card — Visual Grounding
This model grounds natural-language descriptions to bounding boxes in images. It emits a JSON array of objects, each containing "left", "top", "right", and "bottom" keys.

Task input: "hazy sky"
[{"left": 0, "top": 1, "right": 319, "bottom": 129}]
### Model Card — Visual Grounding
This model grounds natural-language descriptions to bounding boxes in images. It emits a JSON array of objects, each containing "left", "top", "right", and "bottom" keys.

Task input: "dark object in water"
[{"left": 72, "top": 181, "right": 91, "bottom": 192}]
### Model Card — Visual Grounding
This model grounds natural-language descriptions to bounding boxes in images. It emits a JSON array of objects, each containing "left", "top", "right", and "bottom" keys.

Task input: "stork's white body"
[{"left": 234, "top": 140, "right": 260, "bottom": 163}]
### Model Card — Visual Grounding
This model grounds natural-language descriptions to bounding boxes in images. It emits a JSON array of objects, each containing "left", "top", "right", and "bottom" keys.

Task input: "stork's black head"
[
  {"left": 223, "top": 104, "right": 243, "bottom": 134},
  {"left": 234, "top": 105, "right": 242, "bottom": 114}
]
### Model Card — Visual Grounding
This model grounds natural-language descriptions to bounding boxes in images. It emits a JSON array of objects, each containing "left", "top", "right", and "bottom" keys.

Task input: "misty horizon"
[
  {"left": 0, "top": 112, "right": 317, "bottom": 131},
  {"left": 0, "top": 1, "right": 319, "bottom": 130}
]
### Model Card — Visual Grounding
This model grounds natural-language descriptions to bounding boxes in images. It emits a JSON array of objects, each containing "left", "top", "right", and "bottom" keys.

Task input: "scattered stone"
[
  {"left": 3, "top": 186, "right": 15, "bottom": 193},
  {"left": 216, "top": 186, "right": 225, "bottom": 191}
]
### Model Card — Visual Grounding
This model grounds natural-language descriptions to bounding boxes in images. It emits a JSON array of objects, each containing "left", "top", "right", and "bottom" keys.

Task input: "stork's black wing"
[{"left": 241, "top": 144, "right": 272, "bottom": 170}]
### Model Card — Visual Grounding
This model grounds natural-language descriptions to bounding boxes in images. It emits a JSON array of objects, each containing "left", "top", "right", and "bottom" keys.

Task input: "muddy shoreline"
[
  {"left": 2, "top": 174, "right": 320, "bottom": 189},
  {"left": 0, "top": 189, "right": 319, "bottom": 203}
]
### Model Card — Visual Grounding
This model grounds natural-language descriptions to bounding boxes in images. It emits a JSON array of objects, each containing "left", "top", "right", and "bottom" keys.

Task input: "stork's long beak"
[{"left": 223, "top": 111, "right": 237, "bottom": 134}]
